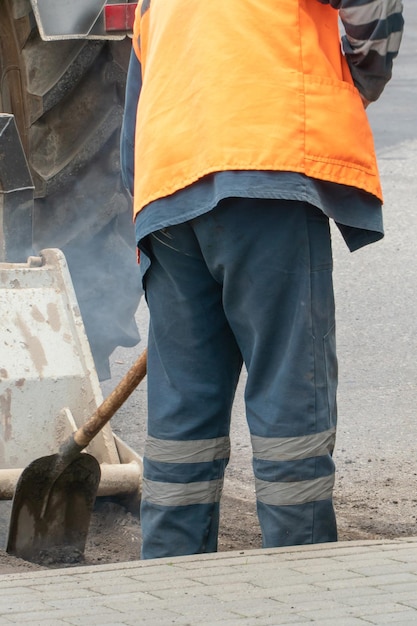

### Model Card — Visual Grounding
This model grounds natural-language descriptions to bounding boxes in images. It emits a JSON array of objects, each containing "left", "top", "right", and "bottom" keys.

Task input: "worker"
[{"left": 121, "top": 0, "right": 404, "bottom": 559}]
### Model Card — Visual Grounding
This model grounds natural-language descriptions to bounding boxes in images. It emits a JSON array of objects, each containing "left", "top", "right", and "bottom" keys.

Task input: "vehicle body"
[
  {"left": 0, "top": 2, "right": 144, "bottom": 522},
  {"left": 0, "top": 0, "right": 140, "bottom": 380}
]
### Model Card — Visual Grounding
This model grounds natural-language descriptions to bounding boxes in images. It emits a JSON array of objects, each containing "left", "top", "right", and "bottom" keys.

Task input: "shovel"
[{"left": 6, "top": 348, "right": 147, "bottom": 564}]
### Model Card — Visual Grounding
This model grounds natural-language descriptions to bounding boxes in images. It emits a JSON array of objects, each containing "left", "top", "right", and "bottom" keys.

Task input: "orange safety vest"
[{"left": 132, "top": 0, "right": 382, "bottom": 220}]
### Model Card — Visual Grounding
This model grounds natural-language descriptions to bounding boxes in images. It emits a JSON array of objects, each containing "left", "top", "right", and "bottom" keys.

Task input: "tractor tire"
[{"left": 0, "top": 0, "right": 141, "bottom": 380}]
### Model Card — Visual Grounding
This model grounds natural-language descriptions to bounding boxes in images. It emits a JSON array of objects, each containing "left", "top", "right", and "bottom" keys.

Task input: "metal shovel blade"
[{"left": 6, "top": 453, "right": 100, "bottom": 564}]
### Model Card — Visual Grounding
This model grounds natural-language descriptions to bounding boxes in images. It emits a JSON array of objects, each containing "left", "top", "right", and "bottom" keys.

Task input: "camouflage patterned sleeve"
[{"left": 318, "top": 0, "right": 404, "bottom": 101}]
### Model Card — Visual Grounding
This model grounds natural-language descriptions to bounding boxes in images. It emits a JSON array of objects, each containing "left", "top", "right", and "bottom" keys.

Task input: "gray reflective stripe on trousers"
[
  {"left": 251, "top": 428, "right": 336, "bottom": 462},
  {"left": 255, "top": 474, "right": 335, "bottom": 507},
  {"left": 142, "top": 478, "right": 223, "bottom": 506},
  {"left": 144, "top": 435, "right": 230, "bottom": 463}
]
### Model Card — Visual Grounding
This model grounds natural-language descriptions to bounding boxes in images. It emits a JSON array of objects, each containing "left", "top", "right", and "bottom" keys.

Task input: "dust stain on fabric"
[
  {"left": 0, "top": 388, "right": 12, "bottom": 441},
  {"left": 15, "top": 314, "right": 48, "bottom": 377}
]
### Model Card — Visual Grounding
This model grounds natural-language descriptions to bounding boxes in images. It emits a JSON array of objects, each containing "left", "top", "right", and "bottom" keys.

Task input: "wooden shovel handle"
[{"left": 73, "top": 348, "right": 147, "bottom": 449}]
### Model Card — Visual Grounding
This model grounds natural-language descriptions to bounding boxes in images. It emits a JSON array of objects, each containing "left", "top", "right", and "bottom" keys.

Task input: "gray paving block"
[
  {"left": 349, "top": 563, "right": 417, "bottom": 577},
  {"left": 315, "top": 572, "right": 417, "bottom": 590},
  {"left": 364, "top": 610, "right": 417, "bottom": 624},
  {"left": 3, "top": 607, "right": 121, "bottom": 623},
  {"left": 65, "top": 616, "right": 136, "bottom": 626},
  {"left": 29, "top": 587, "right": 102, "bottom": 602},
  {"left": 151, "top": 581, "right": 258, "bottom": 601},
  {"left": 212, "top": 597, "right": 282, "bottom": 618},
  {"left": 300, "top": 617, "right": 369, "bottom": 626},
  {"left": 294, "top": 606, "right": 363, "bottom": 621},
  {"left": 15, "top": 621, "right": 65, "bottom": 626},
  {"left": 129, "top": 575, "right": 206, "bottom": 591},
  {"left": 192, "top": 611, "right": 306, "bottom": 625},
  {"left": 0, "top": 599, "right": 50, "bottom": 614},
  {"left": 84, "top": 580, "right": 154, "bottom": 595},
  {"left": 0, "top": 586, "right": 42, "bottom": 598}
]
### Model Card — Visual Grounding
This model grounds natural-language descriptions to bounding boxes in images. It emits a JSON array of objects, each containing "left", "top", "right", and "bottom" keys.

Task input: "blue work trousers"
[{"left": 141, "top": 198, "right": 338, "bottom": 559}]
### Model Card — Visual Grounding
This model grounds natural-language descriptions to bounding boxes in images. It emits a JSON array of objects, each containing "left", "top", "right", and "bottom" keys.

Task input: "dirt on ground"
[
  {"left": 0, "top": 479, "right": 416, "bottom": 575},
  {"left": 0, "top": 495, "right": 260, "bottom": 575}
]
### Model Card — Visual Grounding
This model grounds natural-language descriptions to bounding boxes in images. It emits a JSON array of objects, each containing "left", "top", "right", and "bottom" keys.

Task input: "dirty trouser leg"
[
  {"left": 141, "top": 224, "right": 243, "bottom": 559},
  {"left": 190, "top": 199, "right": 338, "bottom": 547}
]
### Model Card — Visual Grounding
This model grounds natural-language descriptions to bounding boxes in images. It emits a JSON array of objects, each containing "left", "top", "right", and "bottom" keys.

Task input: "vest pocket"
[{"left": 303, "top": 75, "right": 378, "bottom": 182}]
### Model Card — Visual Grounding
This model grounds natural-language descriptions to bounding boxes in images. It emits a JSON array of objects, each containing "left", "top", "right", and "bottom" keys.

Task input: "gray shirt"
[{"left": 135, "top": 170, "right": 383, "bottom": 277}]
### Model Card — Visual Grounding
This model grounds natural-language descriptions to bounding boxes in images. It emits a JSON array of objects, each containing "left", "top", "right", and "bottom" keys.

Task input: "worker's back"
[{"left": 132, "top": 0, "right": 381, "bottom": 216}]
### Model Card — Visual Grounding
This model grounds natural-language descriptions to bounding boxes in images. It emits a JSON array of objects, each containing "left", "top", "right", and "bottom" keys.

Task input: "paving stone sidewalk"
[{"left": 1, "top": 538, "right": 417, "bottom": 626}]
